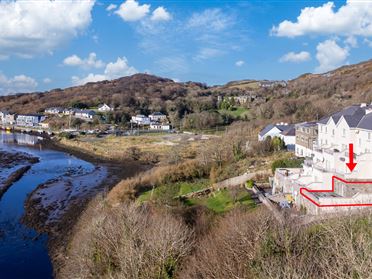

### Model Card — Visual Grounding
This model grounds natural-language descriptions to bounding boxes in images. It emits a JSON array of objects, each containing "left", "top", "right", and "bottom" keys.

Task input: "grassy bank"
[{"left": 57, "top": 133, "right": 212, "bottom": 164}]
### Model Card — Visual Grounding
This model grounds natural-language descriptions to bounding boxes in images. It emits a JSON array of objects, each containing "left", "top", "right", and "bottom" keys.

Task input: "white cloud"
[
  {"left": 63, "top": 53, "right": 105, "bottom": 69},
  {"left": 155, "top": 57, "right": 188, "bottom": 75},
  {"left": 105, "top": 57, "right": 137, "bottom": 78},
  {"left": 187, "top": 8, "right": 234, "bottom": 32},
  {"left": 115, "top": 0, "right": 150, "bottom": 22},
  {"left": 0, "top": 73, "right": 38, "bottom": 95},
  {"left": 194, "top": 48, "right": 224, "bottom": 61},
  {"left": 72, "top": 57, "right": 138, "bottom": 85},
  {"left": 72, "top": 73, "right": 106, "bottom": 85},
  {"left": 364, "top": 38, "right": 372, "bottom": 48},
  {"left": 345, "top": 36, "right": 358, "bottom": 48},
  {"left": 315, "top": 39, "right": 349, "bottom": 73},
  {"left": 279, "top": 51, "right": 311, "bottom": 63},
  {"left": 106, "top": 3, "right": 117, "bottom": 11},
  {"left": 151, "top": 7, "right": 171, "bottom": 21},
  {"left": 0, "top": 0, "right": 94, "bottom": 58},
  {"left": 271, "top": 1, "right": 372, "bottom": 38},
  {"left": 235, "top": 60, "right": 245, "bottom": 67},
  {"left": 92, "top": 35, "right": 99, "bottom": 43},
  {"left": 43, "top": 78, "right": 52, "bottom": 84}
]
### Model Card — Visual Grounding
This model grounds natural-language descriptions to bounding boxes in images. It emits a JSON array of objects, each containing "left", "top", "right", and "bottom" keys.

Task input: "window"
[
  {"left": 332, "top": 129, "right": 335, "bottom": 136},
  {"left": 369, "top": 132, "right": 371, "bottom": 140},
  {"left": 343, "top": 129, "right": 346, "bottom": 137}
]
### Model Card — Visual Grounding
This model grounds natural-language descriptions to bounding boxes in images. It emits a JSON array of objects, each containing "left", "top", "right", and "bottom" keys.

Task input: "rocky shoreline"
[
  {"left": 0, "top": 150, "right": 39, "bottom": 200},
  {"left": 21, "top": 137, "right": 150, "bottom": 277}
]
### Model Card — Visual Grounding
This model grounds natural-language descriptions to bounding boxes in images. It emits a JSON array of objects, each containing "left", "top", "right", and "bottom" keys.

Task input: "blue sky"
[{"left": 0, "top": 0, "right": 372, "bottom": 95}]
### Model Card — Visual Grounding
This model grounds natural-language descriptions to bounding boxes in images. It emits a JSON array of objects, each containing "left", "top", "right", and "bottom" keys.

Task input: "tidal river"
[{"left": 0, "top": 132, "right": 95, "bottom": 278}]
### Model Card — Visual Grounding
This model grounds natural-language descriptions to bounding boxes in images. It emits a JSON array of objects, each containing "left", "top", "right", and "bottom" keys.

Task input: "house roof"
[
  {"left": 151, "top": 112, "right": 164, "bottom": 116},
  {"left": 259, "top": 124, "right": 292, "bottom": 137},
  {"left": 318, "top": 104, "right": 372, "bottom": 130},
  {"left": 280, "top": 126, "right": 296, "bottom": 136},
  {"left": 296, "top": 121, "right": 317, "bottom": 128},
  {"left": 75, "top": 110, "right": 95, "bottom": 115},
  {"left": 46, "top": 107, "right": 63, "bottom": 110},
  {"left": 18, "top": 114, "right": 44, "bottom": 117},
  {"left": 357, "top": 113, "right": 372, "bottom": 130},
  {"left": 98, "top": 103, "right": 111, "bottom": 108},
  {"left": 318, "top": 105, "right": 366, "bottom": 127}
]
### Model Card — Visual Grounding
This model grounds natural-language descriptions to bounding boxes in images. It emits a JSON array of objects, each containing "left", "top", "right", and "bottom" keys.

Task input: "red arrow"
[{"left": 346, "top": 143, "right": 357, "bottom": 172}]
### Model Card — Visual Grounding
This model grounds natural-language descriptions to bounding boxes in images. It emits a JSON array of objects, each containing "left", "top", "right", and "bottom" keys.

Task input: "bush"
[
  {"left": 245, "top": 179, "right": 254, "bottom": 189},
  {"left": 59, "top": 132, "right": 75, "bottom": 140},
  {"left": 271, "top": 158, "right": 304, "bottom": 173},
  {"left": 60, "top": 200, "right": 193, "bottom": 279},
  {"left": 180, "top": 209, "right": 372, "bottom": 279}
]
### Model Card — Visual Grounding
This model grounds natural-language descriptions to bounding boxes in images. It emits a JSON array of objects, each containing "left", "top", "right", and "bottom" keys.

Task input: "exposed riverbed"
[{"left": 0, "top": 132, "right": 109, "bottom": 278}]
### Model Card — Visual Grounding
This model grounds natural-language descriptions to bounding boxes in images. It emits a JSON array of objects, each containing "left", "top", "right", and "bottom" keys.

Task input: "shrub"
[
  {"left": 271, "top": 158, "right": 304, "bottom": 173},
  {"left": 60, "top": 200, "right": 193, "bottom": 279},
  {"left": 245, "top": 179, "right": 254, "bottom": 189}
]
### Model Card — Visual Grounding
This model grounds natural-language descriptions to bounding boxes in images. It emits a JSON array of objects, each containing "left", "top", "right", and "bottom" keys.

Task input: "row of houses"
[
  {"left": 269, "top": 103, "right": 372, "bottom": 215},
  {"left": 45, "top": 103, "right": 113, "bottom": 115},
  {"left": 131, "top": 112, "right": 171, "bottom": 131},
  {"left": 0, "top": 111, "right": 47, "bottom": 128}
]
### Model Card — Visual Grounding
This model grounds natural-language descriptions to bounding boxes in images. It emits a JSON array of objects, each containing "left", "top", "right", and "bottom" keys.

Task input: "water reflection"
[{"left": 0, "top": 132, "right": 42, "bottom": 146}]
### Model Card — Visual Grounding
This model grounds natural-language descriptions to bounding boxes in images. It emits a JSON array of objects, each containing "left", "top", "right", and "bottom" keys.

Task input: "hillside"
[
  {"left": 1, "top": 59, "right": 372, "bottom": 128},
  {"left": 0, "top": 74, "right": 208, "bottom": 114}
]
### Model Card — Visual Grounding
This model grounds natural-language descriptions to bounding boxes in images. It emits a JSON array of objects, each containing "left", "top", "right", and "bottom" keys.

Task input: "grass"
[
  {"left": 59, "top": 133, "right": 208, "bottom": 161},
  {"left": 187, "top": 189, "right": 255, "bottom": 213},
  {"left": 138, "top": 180, "right": 255, "bottom": 213},
  {"left": 137, "top": 179, "right": 210, "bottom": 203},
  {"left": 218, "top": 107, "right": 250, "bottom": 119}
]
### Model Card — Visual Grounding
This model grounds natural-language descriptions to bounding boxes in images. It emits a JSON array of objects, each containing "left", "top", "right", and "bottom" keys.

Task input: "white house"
[
  {"left": 74, "top": 110, "right": 96, "bottom": 120},
  {"left": 150, "top": 123, "right": 171, "bottom": 131},
  {"left": 279, "top": 126, "right": 296, "bottom": 150},
  {"left": 98, "top": 103, "right": 114, "bottom": 112},
  {"left": 2, "top": 112, "right": 16, "bottom": 125},
  {"left": 63, "top": 108, "right": 76, "bottom": 115},
  {"left": 272, "top": 103, "right": 372, "bottom": 215},
  {"left": 16, "top": 114, "right": 46, "bottom": 127},
  {"left": 1, "top": 111, "right": 15, "bottom": 125},
  {"left": 131, "top": 115, "right": 151, "bottom": 125},
  {"left": 149, "top": 112, "right": 167, "bottom": 123},
  {"left": 45, "top": 107, "right": 63, "bottom": 114},
  {"left": 0, "top": 111, "right": 5, "bottom": 122},
  {"left": 258, "top": 123, "right": 293, "bottom": 142}
]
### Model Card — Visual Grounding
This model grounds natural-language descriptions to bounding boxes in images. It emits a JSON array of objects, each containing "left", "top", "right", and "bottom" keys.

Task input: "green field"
[
  {"left": 187, "top": 188, "right": 255, "bottom": 213},
  {"left": 218, "top": 107, "right": 250, "bottom": 119},
  {"left": 138, "top": 179, "right": 255, "bottom": 213},
  {"left": 137, "top": 179, "right": 210, "bottom": 203}
]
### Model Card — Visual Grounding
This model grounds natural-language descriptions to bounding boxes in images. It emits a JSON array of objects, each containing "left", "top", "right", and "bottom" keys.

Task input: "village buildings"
[
  {"left": 16, "top": 114, "right": 46, "bottom": 127},
  {"left": 295, "top": 122, "right": 318, "bottom": 158},
  {"left": 258, "top": 123, "right": 295, "bottom": 148},
  {"left": 98, "top": 103, "right": 114, "bottom": 112},
  {"left": 272, "top": 104, "right": 372, "bottom": 215},
  {"left": 149, "top": 112, "right": 167, "bottom": 123},
  {"left": 74, "top": 110, "right": 96, "bottom": 120}
]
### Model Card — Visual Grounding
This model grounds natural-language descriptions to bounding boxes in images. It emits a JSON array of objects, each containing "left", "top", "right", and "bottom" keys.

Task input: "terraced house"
[
  {"left": 16, "top": 114, "right": 46, "bottom": 127},
  {"left": 273, "top": 104, "right": 372, "bottom": 215}
]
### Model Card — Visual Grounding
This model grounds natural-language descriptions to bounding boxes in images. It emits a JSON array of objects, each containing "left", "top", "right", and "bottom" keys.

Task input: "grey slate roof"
[
  {"left": 318, "top": 104, "right": 372, "bottom": 131},
  {"left": 357, "top": 113, "right": 372, "bottom": 130},
  {"left": 280, "top": 126, "right": 296, "bottom": 136},
  {"left": 259, "top": 124, "right": 294, "bottom": 137}
]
